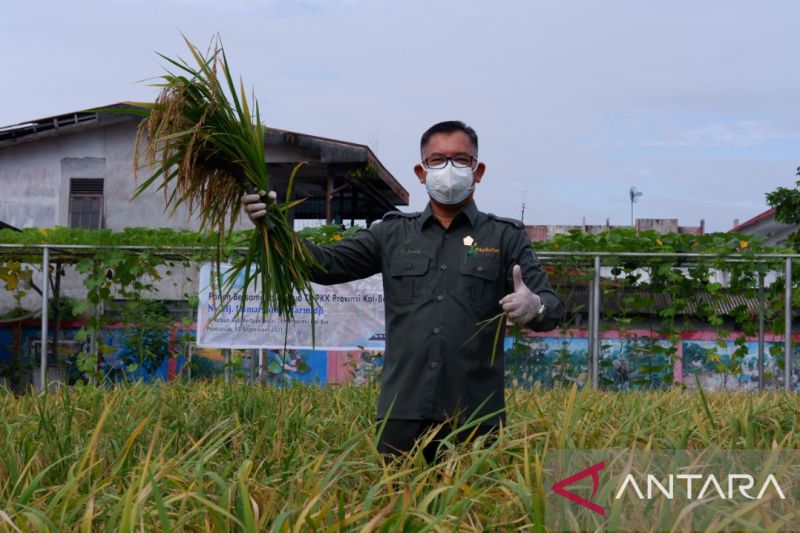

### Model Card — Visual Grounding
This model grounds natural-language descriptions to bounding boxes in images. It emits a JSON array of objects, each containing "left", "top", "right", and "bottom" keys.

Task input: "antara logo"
[
  {"left": 551, "top": 461, "right": 606, "bottom": 516},
  {"left": 614, "top": 473, "right": 786, "bottom": 500},
  {"left": 552, "top": 460, "right": 786, "bottom": 515}
]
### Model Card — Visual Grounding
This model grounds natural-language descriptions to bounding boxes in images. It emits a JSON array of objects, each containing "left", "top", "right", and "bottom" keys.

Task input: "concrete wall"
[
  {"left": 0, "top": 121, "right": 177, "bottom": 229},
  {"left": 0, "top": 120, "right": 337, "bottom": 318},
  {"left": 0, "top": 120, "right": 276, "bottom": 231},
  {"left": 0, "top": 131, "right": 64, "bottom": 228}
]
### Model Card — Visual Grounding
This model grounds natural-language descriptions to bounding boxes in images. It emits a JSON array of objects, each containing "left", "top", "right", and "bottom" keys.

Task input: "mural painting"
[{"left": 682, "top": 339, "right": 800, "bottom": 391}]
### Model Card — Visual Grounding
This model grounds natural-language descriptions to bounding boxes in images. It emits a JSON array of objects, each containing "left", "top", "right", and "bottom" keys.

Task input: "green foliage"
[
  {"left": 538, "top": 226, "right": 780, "bottom": 255},
  {"left": 765, "top": 169, "right": 800, "bottom": 250},
  {"left": 0, "top": 226, "right": 231, "bottom": 247},
  {"left": 71, "top": 249, "right": 163, "bottom": 382},
  {"left": 534, "top": 227, "right": 798, "bottom": 388},
  {"left": 0, "top": 225, "right": 356, "bottom": 385},
  {"left": 297, "top": 224, "right": 361, "bottom": 246},
  {"left": 1, "top": 225, "right": 797, "bottom": 389},
  {"left": 0, "top": 260, "right": 33, "bottom": 315},
  {"left": 115, "top": 300, "right": 173, "bottom": 376}
]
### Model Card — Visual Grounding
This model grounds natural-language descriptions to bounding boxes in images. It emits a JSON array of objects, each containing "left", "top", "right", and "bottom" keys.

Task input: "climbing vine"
[
  {"left": 1, "top": 225, "right": 798, "bottom": 389},
  {"left": 527, "top": 228, "right": 799, "bottom": 390}
]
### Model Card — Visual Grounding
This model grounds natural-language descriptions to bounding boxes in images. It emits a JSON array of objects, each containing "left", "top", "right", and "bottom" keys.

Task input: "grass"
[{"left": 0, "top": 382, "right": 798, "bottom": 531}]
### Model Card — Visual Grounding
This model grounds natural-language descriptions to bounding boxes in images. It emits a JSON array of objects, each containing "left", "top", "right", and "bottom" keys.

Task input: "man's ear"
[
  {"left": 473, "top": 162, "right": 486, "bottom": 184},
  {"left": 414, "top": 163, "right": 427, "bottom": 184}
]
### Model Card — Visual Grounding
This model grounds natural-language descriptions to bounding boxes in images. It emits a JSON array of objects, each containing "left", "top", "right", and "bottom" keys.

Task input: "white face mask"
[{"left": 424, "top": 162, "right": 476, "bottom": 205}]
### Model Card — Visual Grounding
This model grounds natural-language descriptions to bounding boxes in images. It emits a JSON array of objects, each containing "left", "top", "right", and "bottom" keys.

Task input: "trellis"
[{"left": 1, "top": 245, "right": 798, "bottom": 390}]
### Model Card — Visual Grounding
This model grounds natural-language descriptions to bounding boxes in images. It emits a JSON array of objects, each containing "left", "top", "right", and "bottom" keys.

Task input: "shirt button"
[
  {"left": 430, "top": 362, "right": 441, "bottom": 369},
  {"left": 440, "top": 264, "right": 447, "bottom": 270},
  {"left": 477, "top": 265, "right": 485, "bottom": 272},
  {"left": 405, "top": 263, "right": 412, "bottom": 270},
  {"left": 433, "top": 327, "right": 440, "bottom": 334},
  {"left": 436, "top": 295, "right": 444, "bottom": 301}
]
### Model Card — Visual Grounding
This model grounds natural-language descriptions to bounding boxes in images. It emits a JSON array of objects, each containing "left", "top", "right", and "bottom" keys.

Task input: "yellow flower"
[
  {"left": 656, "top": 239, "right": 663, "bottom": 247},
  {"left": 739, "top": 239, "right": 749, "bottom": 249},
  {"left": 708, "top": 353, "right": 721, "bottom": 363},
  {"left": 332, "top": 234, "right": 342, "bottom": 241}
]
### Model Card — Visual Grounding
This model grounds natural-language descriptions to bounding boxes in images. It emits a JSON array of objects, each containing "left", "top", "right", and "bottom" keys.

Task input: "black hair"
[{"left": 420, "top": 121, "right": 478, "bottom": 153}]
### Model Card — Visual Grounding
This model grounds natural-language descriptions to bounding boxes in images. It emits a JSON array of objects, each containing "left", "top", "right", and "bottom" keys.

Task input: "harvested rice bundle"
[{"left": 124, "top": 36, "right": 318, "bottom": 322}]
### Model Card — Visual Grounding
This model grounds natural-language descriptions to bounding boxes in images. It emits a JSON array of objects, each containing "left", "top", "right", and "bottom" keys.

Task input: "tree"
[{"left": 764, "top": 167, "right": 800, "bottom": 250}]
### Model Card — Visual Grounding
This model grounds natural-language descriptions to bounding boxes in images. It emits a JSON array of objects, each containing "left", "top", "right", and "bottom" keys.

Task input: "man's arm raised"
[{"left": 240, "top": 192, "right": 383, "bottom": 285}]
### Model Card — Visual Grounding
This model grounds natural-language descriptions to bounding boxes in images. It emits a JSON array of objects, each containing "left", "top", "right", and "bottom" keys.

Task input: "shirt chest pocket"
[
  {"left": 389, "top": 256, "right": 430, "bottom": 304},
  {"left": 458, "top": 258, "right": 502, "bottom": 310}
]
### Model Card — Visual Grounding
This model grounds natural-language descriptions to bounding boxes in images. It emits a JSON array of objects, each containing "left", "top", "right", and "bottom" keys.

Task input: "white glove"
[
  {"left": 241, "top": 191, "right": 276, "bottom": 223},
  {"left": 499, "top": 264, "right": 544, "bottom": 326}
]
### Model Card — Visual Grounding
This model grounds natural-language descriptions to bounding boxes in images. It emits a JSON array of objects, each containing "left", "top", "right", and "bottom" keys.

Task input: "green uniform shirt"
[{"left": 307, "top": 201, "right": 562, "bottom": 426}]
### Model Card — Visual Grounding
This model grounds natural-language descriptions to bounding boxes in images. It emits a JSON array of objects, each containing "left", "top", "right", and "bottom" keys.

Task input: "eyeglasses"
[{"left": 422, "top": 155, "right": 477, "bottom": 169}]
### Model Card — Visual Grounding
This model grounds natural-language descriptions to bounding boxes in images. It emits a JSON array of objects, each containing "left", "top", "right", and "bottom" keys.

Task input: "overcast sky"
[{"left": 3, "top": 1, "right": 799, "bottom": 232}]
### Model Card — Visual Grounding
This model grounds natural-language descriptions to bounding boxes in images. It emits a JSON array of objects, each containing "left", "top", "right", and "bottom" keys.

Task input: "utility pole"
[
  {"left": 629, "top": 187, "right": 643, "bottom": 227},
  {"left": 521, "top": 190, "right": 527, "bottom": 222}
]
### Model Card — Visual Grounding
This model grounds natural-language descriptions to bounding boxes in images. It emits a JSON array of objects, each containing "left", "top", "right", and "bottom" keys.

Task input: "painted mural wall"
[{"left": 2, "top": 322, "right": 798, "bottom": 391}]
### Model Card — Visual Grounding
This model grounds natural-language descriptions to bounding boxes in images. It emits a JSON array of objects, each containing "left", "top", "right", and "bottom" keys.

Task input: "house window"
[{"left": 69, "top": 178, "right": 104, "bottom": 229}]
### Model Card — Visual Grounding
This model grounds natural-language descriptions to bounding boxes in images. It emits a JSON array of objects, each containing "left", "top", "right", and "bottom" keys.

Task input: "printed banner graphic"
[
  {"left": 196, "top": 264, "right": 385, "bottom": 350},
  {"left": 545, "top": 449, "right": 800, "bottom": 532}
]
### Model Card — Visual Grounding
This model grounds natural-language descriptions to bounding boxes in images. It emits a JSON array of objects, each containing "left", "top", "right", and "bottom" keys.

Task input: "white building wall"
[
  {"left": 0, "top": 119, "right": 324, "bottom": 316},
  {"left": 0, "top": 120, "right": 288, "bottom": 231},
  {"left": 0, "top": 133, "right": 64, "bottom": 229}
]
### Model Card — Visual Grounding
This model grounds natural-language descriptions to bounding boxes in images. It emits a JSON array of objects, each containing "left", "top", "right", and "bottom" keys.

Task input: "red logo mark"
[{"left": 551, "top": 460, "right": 605, "bottom": 516}]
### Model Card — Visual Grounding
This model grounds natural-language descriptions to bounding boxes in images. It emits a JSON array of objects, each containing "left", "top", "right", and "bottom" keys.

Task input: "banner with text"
[{"left": 196, "top": 264, "right": 385, "bottom": 350}]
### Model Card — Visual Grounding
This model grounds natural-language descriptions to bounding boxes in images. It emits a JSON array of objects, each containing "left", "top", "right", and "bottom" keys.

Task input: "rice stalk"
[
  {"left": 117, "top": 35, "right": 319, "bottom": 324},
  {"left": 2, "top": 383, "right": 799, "bottom": 529}
]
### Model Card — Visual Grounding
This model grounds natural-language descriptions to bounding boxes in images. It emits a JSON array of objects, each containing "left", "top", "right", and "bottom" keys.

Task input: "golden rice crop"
[
  {"left": 119, "top": 36, "right": 318, "bottom": 323},
  {"left": 1, "top": 382, "right": 798, "bottom": 531}
]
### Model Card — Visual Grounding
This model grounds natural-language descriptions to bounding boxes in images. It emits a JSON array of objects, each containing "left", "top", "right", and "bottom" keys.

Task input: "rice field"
[{"left": 1, "top": 381, "right": 799, "bottom": 531}]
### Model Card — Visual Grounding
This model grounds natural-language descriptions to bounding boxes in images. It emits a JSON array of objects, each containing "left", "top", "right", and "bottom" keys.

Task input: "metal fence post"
[
  {"left": 40, "top": 246, "right": 50, "bottom": 392},
  {"left": 758, "top": 273, "right": 765, "bottom": 391},
  {"left": 249, "top": 349, "right": 257, "bottom": 381},
  {"left": 187, "top": 344, "right": 193, "bottom": 381},
  {"left": 785, "top": 258, "right": 793, "bottom": 392},
  {"left": 591, "top": 255, "right": 601, "bottom": 388},
  {"left": 224, "top": 348, "right": 231, "bottom": 383},
  {"left": 587, "top": 265, "right": 595, "bottom": 386}
]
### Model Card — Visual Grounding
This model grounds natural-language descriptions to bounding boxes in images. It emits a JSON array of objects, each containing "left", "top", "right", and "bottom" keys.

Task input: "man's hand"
[
  {"left": 499, "top": 264, "right": 543, "bottom": 326},
  {"left": 241, "top": 191, "right": 277, "bottom": 223}
]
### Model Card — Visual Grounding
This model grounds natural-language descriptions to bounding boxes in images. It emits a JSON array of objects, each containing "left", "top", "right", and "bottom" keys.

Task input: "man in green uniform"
[{"left": 243, "top": 121, "right": 562, "bottom": 462}]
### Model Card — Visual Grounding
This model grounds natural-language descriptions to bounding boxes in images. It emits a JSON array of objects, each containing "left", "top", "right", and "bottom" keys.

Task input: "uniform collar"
[{"left": 421, "top": 200, "right": 480, "bottom": 228}]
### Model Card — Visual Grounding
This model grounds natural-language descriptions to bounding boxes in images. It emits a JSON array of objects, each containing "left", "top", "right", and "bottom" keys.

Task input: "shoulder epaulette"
[
  {"left": 382, "top": 210, "right": 421, "bottom": 220},
  {"left": 487, "top": 213, "right": 524, "bottom": 229}
]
